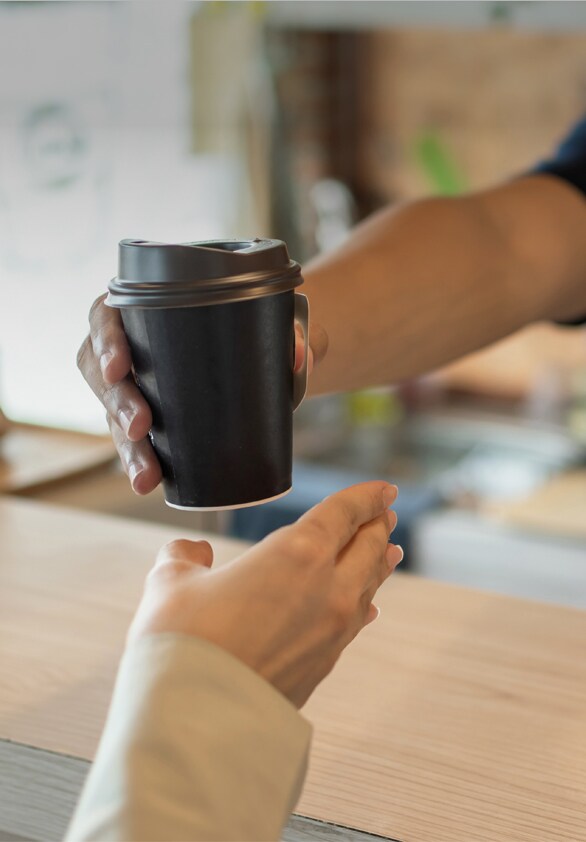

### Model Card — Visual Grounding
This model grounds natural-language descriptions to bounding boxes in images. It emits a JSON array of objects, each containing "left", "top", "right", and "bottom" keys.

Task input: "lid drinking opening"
[{"left": 191, "top": 240, "right": 264, "bottom": 253}]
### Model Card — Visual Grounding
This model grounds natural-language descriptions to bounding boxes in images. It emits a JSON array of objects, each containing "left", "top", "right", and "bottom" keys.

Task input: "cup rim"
[{"left": 107, "top": 238, "right": 303, "bottom": 308}]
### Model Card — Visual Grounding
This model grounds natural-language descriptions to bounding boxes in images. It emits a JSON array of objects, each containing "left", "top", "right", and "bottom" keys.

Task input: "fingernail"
[
  {"left": 128, "top": 461, "right": 143, "bottom": 488},
  {"left": 383, "top": 484, "right": 398, "bottom": 508},
  {"left": 100, "top": 351, "right": 114, "bottom": 377},
  {"left": 386, "top": 543, "right": 404, "bottom": 568},
  {"left": 386, "top": 508, "right": 398, "bottom": 532},
  {"left": 118, "top": 407, "right": 136, "bottom": 436},
  {"left": 372, "top": 605, "right": 381, "bottom": 621}
]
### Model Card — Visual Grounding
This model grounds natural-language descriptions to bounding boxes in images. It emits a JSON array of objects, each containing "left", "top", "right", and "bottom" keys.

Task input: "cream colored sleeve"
[{"left": 65, "top": 633, "right": 312, "bottom": 842}]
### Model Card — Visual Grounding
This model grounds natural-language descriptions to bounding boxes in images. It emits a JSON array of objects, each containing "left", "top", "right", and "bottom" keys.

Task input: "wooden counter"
[{"left": 1, "top": 498, "right": 585, "bottom": 842}]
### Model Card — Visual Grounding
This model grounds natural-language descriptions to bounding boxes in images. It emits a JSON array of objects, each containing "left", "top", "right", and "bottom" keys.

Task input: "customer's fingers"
[
  {"left": 154, "top": 539, "right": 214, "bottom": 575},
  {"left": 300, "top": 481, "right": 397, "bottom": 557},
  {"left": 107, "top": 415, "right": 162, "bottom": 494},
  {"left": 386, "top": 543, "right": 404, "bottom": 569},
  {"left": 87, "top": 294, "right": 133, "bottom": 385},
  {"left": 365, "top": 604, "right": 380, "bottom": 625},
  {"left": 335, "top": 511, "right": 394, "bottom": 599}
]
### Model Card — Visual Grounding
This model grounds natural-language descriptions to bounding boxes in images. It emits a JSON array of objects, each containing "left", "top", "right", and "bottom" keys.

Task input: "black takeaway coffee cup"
[{"left": 106, "top": 238, "right": 309, "bottom": 510}]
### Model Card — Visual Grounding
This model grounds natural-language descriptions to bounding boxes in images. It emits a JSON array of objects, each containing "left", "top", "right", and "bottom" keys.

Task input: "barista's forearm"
[{"left": 305, "top": 175, "right": 586, "bottom": 395}]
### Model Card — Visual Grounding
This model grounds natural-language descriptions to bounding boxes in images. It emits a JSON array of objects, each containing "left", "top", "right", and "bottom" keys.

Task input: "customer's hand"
[
  {"left": 128, "top": 481, "right": 401, "bottom": 708},
  {"left": 77, "top": 294, "right": 328, "bottom": 495}
]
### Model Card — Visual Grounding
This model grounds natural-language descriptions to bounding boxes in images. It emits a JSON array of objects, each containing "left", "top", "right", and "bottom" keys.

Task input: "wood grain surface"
[
  {"left": 0, "top": 497, "right": 250, "bottom": 756},
  {"left": 299, "top": 577, "right": 586, "bottom": 842},
  {"left": 0, "top": 424, "right": 116, "bottom": 494},
  {"left": 1, "top": 497, "right": 586, "bottom": 842}
]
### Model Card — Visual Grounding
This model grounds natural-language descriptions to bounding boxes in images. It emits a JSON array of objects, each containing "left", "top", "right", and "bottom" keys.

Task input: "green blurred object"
[
  {"left": 567, "top": 369, "right": 586, "bottom": 445},
  {"left": 346, "top": 388, "right": 403, "bottom": 427},
  {"left": 489, "top": 2, "right": 515, "bottom": 25},
  {"left": 415, "top": 130, "right": 467, "bottom": 196},
  {"left": 207, "top": 0, "right": 266, "bottom": 15}
]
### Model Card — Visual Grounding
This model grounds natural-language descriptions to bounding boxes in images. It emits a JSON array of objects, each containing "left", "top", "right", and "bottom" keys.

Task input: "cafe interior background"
[{"left": 1, "top": 0, "right": 586, "bottom": 607}]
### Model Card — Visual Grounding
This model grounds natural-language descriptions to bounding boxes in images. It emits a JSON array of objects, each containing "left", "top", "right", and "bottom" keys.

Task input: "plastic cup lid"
[{"left": 107, "top": 238, "right": 302, "bottom": 308}]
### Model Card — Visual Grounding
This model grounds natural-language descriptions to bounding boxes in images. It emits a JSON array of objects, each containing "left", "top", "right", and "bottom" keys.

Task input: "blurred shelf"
[
  {"left": 25, "top": 458, "right": 228, "bottom": 536},
  {"left": 0, "top": 423, "right": 116, "bottom": 495},
  {"left": 412, "top": 508, "right": 586, "bottom": 608},
  {"left": 483, "top": 469, "right": 586, "bottom": 541},
  {"left": 266, "top": 1, "right": 586, "bottom": 32},
  {"left": 296, "top": 399, "right": 585, "bottom": 501}
]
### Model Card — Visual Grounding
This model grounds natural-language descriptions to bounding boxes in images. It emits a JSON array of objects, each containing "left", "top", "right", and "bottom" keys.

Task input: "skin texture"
[
  {"left": 78, "top": 174, "right": 586, "bottom": 494},
  {"left": 304, "top": 175, "right": 586, "bottom": 396},
  {"left": 128, "top": 482, "right": 402, "bottom": 708}
]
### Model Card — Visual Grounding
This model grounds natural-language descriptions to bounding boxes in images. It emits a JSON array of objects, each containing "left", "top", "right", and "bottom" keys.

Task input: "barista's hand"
[
  {"left": 128, "top": 481, "right": 402, "bottom": 709},
  {"left": 77, "top": 294, "right": 328, "bottom": 495},
  {"left": 0, "top": 406, "right": 10, "bottom": 438}
]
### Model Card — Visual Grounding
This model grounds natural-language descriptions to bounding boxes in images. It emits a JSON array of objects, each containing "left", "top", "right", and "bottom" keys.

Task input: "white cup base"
[{"left": 165, "top": 486, "right": 293, "bottom": 512}]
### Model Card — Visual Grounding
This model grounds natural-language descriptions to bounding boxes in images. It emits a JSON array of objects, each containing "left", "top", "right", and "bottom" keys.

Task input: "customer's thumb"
[{"left": 155, "top": 539, "right": 214, "bottom": 573}]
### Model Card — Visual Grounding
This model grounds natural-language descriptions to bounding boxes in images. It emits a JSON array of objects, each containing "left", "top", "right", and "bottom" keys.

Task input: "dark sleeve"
[
  {"left": 530, "top": 115, "right": 586, "bottom": 197},
  {"left": 529, "top": 116, "right": 586, "bottom": 325}
]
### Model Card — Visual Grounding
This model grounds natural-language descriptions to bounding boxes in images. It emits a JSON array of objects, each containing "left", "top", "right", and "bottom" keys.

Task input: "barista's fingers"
[
  {"left": 107, "top": 414, "right": 162, "bottom": 494},
  {"left": 89, "top": 375, "right": 151, "bottom": 442},
  {"left": 294, "top": 324, "right": 312, "bottom": 373},
  {"left": 86, "top": 294, "right": 133, "bottom": 385},
  {"left": 78, "top": 303, "right": 151, "bottom": 442},
  {"left": 294, "top": 321, "right": 325, "bottom": 374}
]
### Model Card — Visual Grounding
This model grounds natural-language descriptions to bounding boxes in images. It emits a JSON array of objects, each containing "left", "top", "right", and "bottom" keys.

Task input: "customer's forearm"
[
  {"left": 66, "top": 636, "right": 310, "bottom": 842},
  {"left": 305, "top": 175, "right": 586, "bottom": 395}
]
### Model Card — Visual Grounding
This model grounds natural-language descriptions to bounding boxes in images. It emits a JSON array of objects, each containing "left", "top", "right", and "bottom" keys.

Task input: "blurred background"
[{"left": 1, "top": 0, "right": 586, "bottom": 607}]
